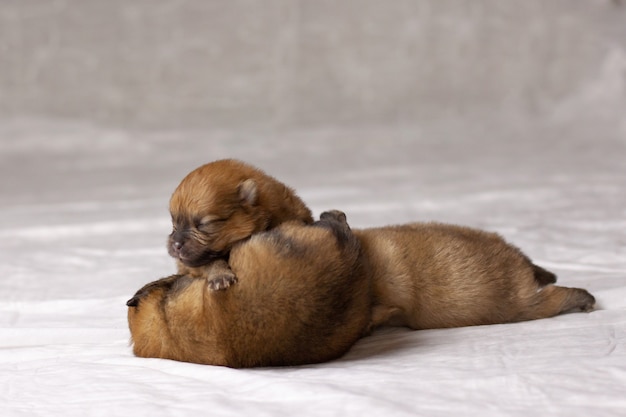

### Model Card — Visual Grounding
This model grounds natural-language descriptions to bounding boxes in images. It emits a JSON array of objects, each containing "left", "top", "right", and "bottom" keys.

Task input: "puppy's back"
[{"left": 219, "top": 220, "right": 370, "bottom": 367}]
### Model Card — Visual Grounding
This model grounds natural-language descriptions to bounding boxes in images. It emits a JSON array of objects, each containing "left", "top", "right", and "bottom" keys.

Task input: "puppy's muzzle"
[
  {"left": 168, "top": 230, "right": 190, "bottom": 260},
  {"left": 171, "top": 240, "right": 183, "bottom": 255},
  {"left": 169, "top": 230, "right": 186, "bottom": 252}
]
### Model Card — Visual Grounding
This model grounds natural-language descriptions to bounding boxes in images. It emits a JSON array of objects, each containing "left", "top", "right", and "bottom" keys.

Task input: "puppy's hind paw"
[
  {"left": 580, "top": 292, "right": 596, "bottom": 312},
  {"left": 573, "top": 288, "right": 596, "bottom": 313},
  {"left": 207, "top": 275, "right": 238, "bottom": 291},
  {"left": 320, "top": 210, "right": 347, "bottom": 223}
]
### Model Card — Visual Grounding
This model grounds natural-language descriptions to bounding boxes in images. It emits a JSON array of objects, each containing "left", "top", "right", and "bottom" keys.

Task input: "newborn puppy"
[
  {"left": 358, "top": 224, "right": 596, "bottom": 330},
  {"left": 128, "top": 211, "right": 371, "bottom": 368},
  {"left": 168, "top": 159, "right": 313, "bottom": 290}
]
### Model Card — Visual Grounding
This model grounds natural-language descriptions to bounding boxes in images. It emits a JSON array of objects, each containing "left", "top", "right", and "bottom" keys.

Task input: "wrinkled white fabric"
[{"left": 1, "top": 121, "right": 624, "bottom": 416}]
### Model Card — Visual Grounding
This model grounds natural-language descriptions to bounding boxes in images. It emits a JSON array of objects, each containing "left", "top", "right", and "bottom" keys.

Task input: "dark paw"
[
  {"left": 317, "top": 210, "right": 354, "bottom": 248},
  {"left": 207, "top": 274, "right": 238, "bottom": 291},
  {"left": 320, "top": 210, "right": 347, "bottom": 224},
  {"left": 577, "top": 289, "right": 596, "bottom": 312}
]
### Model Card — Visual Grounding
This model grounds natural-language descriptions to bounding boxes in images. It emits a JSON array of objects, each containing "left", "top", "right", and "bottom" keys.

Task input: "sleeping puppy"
[
  {"left": 128, "top": 211, "right": 371, "bottom": 368},
  {"left": 359, "top": 224, "right": 596, "bottom": 329},
  {"left": 167, "top": 159, "right": 313, "bottom": 290}
]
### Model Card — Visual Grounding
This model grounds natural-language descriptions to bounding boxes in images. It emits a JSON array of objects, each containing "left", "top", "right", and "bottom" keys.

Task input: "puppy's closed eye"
[
  {"left": 196, "top": 217, "right": 227, "bottom": 233},
  {"left": 199, "top": 215, "right": 220, "bottom": 225}
]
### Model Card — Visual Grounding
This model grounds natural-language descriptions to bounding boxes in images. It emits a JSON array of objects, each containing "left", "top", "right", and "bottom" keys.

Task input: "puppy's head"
[
  {"left": 168, "top": 161, "right": 270, "bottom": 267},
  {"left": 127, "top": 274, "right": 225, "bottom": 364},
  {"left": 126, "top": 275, "right": 178, "bottom": 359}
]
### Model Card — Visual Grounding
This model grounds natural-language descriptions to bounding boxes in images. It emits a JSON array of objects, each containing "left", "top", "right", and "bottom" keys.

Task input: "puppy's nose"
[{"left": 173, "top": 241, "right": 183, "bottom": 251}]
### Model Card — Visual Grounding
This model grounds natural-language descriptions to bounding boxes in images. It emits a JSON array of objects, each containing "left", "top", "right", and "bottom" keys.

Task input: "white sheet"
[{"left": 1, "top": 119, "right": 625, "bottom": 416}]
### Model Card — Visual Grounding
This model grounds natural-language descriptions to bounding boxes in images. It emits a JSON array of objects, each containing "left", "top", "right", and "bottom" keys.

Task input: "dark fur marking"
[
  {"left": 532, "top": 264, "right": 558, "bottom": 287},
  {"left": 263, "top": 229, "right": 308, "bottom": 258},
  {"left": 180, "top": 250, "right": 227, "bottom": 267}
]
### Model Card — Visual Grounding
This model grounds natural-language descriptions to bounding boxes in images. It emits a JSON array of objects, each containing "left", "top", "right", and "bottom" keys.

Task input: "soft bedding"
[{"left": 1, "top": 121, "right": 625, "bottom": 416}]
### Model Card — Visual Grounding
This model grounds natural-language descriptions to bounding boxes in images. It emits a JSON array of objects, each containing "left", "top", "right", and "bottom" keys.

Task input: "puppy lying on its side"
[
  {"left": 128, "top": 211, "right": 371, "bottom": 367},
  {"left": 357, "top": 224, "right": 595, "bottom": 329},
  {"left": 167, "top": 159, "right": 313, "bottom": 290}
]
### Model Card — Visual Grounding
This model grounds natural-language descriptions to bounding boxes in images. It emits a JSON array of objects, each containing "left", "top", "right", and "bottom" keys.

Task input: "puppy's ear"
[
  {"left": 238, "top": 179, "right": 258, "bottom": 206},
  {"left": 126, "top": 296, "right": 140, "bottom": 307}
]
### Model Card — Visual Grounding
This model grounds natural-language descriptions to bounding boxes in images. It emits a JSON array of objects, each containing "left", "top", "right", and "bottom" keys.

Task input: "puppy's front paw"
[{"left": 207, "top": 274, "right": 238, "bottom": 291}]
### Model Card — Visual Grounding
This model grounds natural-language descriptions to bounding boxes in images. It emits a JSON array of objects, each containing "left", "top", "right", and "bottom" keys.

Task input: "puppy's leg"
[
  {"left": 521, "top": 285, "right": 596, "bottom": 321},
  {"left": 368, "top": 304, "right": 404, "bottom": 331},
  {"left": 205, "top": 259, "right": 238, "bottom": 291}
]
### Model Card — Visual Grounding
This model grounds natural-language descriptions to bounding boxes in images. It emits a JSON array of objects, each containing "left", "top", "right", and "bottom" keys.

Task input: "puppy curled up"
[{"left": 127, "top": 211, "right": 371, "bottom": 368}]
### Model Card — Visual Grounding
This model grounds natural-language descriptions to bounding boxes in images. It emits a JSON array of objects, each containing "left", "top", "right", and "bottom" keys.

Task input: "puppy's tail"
[{"left": 532, "top": 264, "right": 558, "bottom": 287}]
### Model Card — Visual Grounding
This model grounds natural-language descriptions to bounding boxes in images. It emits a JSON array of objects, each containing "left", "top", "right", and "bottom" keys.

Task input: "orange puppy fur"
[
  {"left": 167, "top": 159, "right": 313, "bottom": 290},
  {"left": 356, "top": 223, "right": 595, "bottom": 330}
]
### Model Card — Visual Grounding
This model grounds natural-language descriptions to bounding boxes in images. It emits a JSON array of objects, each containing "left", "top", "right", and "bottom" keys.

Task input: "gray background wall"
[{"left": 2, "top": 0, "right": 625, "bottom": 130}]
